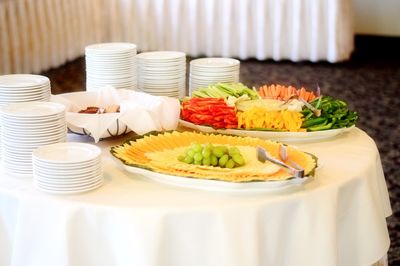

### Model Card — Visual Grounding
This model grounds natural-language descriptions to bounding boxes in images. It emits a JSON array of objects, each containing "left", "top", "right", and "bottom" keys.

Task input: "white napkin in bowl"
[{"left": 51, "top": 86, "right": 181, "bottom": 142}]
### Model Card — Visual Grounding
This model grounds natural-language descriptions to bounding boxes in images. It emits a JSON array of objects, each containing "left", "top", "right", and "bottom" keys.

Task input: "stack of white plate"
[
  {"left": 32, "top": 143, "right": 103, "bottom": 194},
  {"left": 0, "top": 74, "right": 51, "bottom": 105},
  {"left": 0, "top": 102, "right": 67, "bottom": 176},
  {"left": 189, "top": 58, "right": 240, "bottom": 95},
  {"left": 137, "top": 51, "right": 186, "bottom": 98},
  {"left": 0, "top": 74, "right": 51, "bottom": 157},
  {"left": 85, "top": 42, "right": 137, "bottom": 91}
]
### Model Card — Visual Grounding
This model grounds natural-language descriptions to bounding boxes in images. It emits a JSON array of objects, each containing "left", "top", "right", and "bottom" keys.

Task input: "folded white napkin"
[{"left": 51, "top": 86, "right": 180, "bottom": 142}]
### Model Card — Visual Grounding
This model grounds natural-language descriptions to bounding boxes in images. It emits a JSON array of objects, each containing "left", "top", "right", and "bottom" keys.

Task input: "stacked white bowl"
[
  {"left": 0, "top": 102, "right": 67, "bottom": 176},
  {"left": 85, "top": 42, "right": 137, "bottom": 91},
  {"left": 189, "top": 58, "right": 240, "bottom": 95},
  {"left": 32, "top": 143, "right": 103, "bottom": 194},
  {"left": 137, "top": 51, "right": 186, "bottom": 98},
  {"left": 0, "top": 74, "right": 51, "bottom": 157}
]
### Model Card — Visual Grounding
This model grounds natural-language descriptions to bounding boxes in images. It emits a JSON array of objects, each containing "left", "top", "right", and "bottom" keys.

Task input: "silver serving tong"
[
  {"left": 256, "top": 146, "right": 305, "bottom": 178},
  {"left": 280, "top": 94, "right": 321, "bottom": 117},
  {"left": 298, "top": 97, "right": 321, "bottom": 117}
]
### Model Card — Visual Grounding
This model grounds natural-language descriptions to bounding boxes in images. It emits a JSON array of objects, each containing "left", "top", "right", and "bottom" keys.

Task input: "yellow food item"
[
  {"left": 237, "top": 107, "right": 305, "bottom": 132},
  {"left": 111, "top": 131, "right": 317, "bottom": 182}
]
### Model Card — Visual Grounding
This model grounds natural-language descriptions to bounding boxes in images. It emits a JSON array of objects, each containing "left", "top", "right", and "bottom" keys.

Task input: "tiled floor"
[{"left": 42, "top": 39, "right": 400, "bottom": 264}]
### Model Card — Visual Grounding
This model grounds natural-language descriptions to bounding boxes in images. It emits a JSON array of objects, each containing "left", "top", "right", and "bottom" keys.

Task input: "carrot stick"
[
  {"left": 304, "top": 91, "right": 311, "bottom": 102},
  {"left": 284, "top": 87, "right": 290, "bottom": 100},
  {"left": 264, "top": 86, "right": 270, "bottom": 97},
  {"left": 299, "top": 87, "right": 306, "bottom": 99},
  {"left": 276, "top": 85, "right": 282, "bottom": 98},
  {"left": 259, "top": 86, "right": 265, "bottom": 97}
]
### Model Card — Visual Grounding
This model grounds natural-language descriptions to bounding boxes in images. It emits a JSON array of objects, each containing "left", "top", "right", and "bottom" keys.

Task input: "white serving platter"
[
  {"left": 179, "top": 119, "right": 355, "bottom": 143},
  {"left": 123, "top": 165, "right": 309, "bottom": 194}
]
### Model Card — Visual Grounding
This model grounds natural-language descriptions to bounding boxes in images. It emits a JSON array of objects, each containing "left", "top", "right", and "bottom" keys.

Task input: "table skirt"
[
  {"left": 0, "top": 0, "right": 105, "bottom": 74},
  {"left": 0, "top": 0, "right": 354, "bottom": 75},
  {"left": 113, "top": 0, "right": 354, "bottom": 62}
]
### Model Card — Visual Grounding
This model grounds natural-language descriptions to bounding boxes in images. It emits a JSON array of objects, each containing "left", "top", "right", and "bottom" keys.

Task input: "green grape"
[
  {"left": 184, "top": 156, "right": 194, "bottom": 164},
  {"left": 177, "top": 155, "right": 185, "bottom": 162},
  {"left": 213, "top": 146, "right": 225, "bottom": 158},
  {"left": 211, "top": 155, "right": 218, "bottom": 166},
  {"left": 226, "top": 159, "right": 235, "bottom": 169},
  {"left": 228, "top": 147, "right": 240, "bottom": 157},
  {"left": 202, "top": 157, "right": 211, "bottom": 166},
  {"left": 220, "top": 146, "right": 228, "bottom": 154},
  {"left": 194, "top": 159, "right": 202, "bottom": 165},
  {"left": 202, "top": 147, "right": 211, "bottom": 158},
  {"left": 193, "top": 152, "right": 203, "bottom": 162},
  {"left": 219, "top": 154, "right": 229, "bottom": 167},
  {"left": 204, "top": 143, "right": 213, "bottom": 150},
  {"left": 186, "top": 149, "right": 195, "bottom": 157},
  {"left": 191, "top": 143, "right": 202, "bottom": 153},
  {"left": 232, "top": 154, "right": 245, "bottom": 166}
]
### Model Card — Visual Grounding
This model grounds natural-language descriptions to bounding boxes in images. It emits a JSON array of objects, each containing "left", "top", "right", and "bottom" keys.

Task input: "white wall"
[{"left": 353, "top": 0, "right": 400, "bottom": 36}]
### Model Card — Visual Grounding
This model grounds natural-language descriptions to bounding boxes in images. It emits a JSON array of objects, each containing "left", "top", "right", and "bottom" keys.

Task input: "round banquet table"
[{"left": 0, "top": 128, "right": 392, "bottom": 266}]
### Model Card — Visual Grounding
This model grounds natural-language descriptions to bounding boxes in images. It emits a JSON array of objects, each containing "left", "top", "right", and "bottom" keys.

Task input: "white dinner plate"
[
  {"left": 0, "top": 74, "right": 50, "bottom": 88},
  {"left": 86, "top": 54, "right": 136, "bottom": 60},
  {"left": 190, "top": 73, "right": 239, "bottom": 79},
  {"left": 35, "top": 175, "right": 103, "bottom": 187},
  {"left": 140, "top": 88, "right": 180, "bottom": 93},
  {"left": 2, "top": 155, "right": 32, "bottom": 163},
  {"left": 190, "top": 58, "right": 240, "bottom": 68},
  {"left": 34, "top": 167, "right": 102, "bottom": 179},
  {"left": 0, "top": 102, "right": 65, "bottom": 117},
  {"left": 0, "top": 95, "right": 50, "bottom": 103},
  {"left": 35, "top": 174, "right": 102, "bottom": 184},
  {"left": 87, "top": 69, "right": 135, "bottom": 76},
  {"left": 0, "top": 116, "right": 65, "bottom": 124},
  {"left": 32, "top": 157, "right": 101, "bottom": 169},
  {"left": 85, "top": 42, "right": 137, "bottom": 54},
  {"left": 0, "top": 88, "right": 50, "bottom": 95},
  {"left": 87, "top": 80, "right": 135, "bottom": 86},
  {"left": 139, "top": 75, "right": 185, "bottom": 81},
  {"left": 2, "top": 160, "right": 33, "bottom": 169},
  {"left": 0, "top": 123, "right": 66, "bottom": 133},
  {"left": 136, "top": 51, "right": 186, "bottom": 61},
  {"left": 87, "top": 72, "right": 135, "bottom": 79},
  {"left": 138, "top": 61, "right": 185, "bottom": 67},
  {"left": 33, "top": 160, "right": 101, "bottom": 171},
  {"left": 86, "top": 53, "right": 136, "bottom": 59},
  {"left": 138, "top": 57, "right": 186, "bottom": 63},
  {"left": 179, "top": 119, "right": 355, "bottom": 143},
  {"left": 86, "top": 75, "right": 135, "bottom": 83},
  {"left": 140, "top": 92, "right": 181, "bottom": 97},
  {"left": 34, "top": 179, "right": 103, "bottom": 195},
  {"left": 32, "top": 142, "right": 101, "bottom": 164},
  {"left": 2, "top": 135, "right": 67, "bottom": 146}
]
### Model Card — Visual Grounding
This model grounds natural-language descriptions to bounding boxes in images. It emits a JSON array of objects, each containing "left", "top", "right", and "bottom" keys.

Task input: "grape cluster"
[{"left": 178, "top": 142, "right": 245, "bottom": 168}]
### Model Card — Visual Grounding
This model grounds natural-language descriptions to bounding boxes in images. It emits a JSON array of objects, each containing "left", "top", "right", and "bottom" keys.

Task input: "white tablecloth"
[
  {"left": 0, "top": 0, "right": 354, "bottom": 75},
  {"left": 0, "top": 128, "right": 391, "bottom": 266}
]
